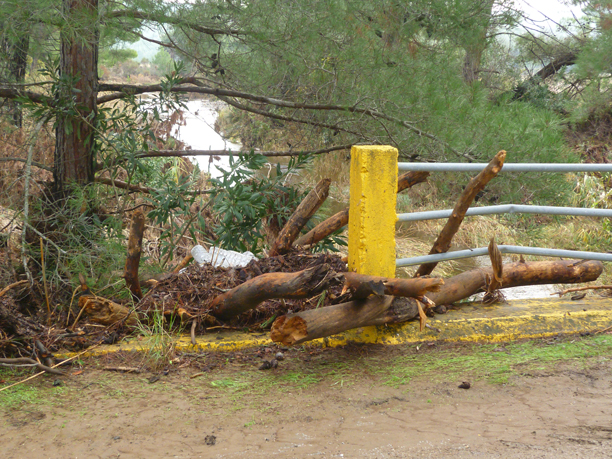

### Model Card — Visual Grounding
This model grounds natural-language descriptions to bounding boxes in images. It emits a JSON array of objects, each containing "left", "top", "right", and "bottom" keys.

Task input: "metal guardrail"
[
  {"left": 398, "top": 163, "right": 612, "bottom": 172},
  {"left": 397, "top": 245, "right": 612, "bottom": 267},
  {"left": 398, "top": 204, "right": 612, "bottom": 222},
  {"left": 396, "top": 162, "right": 612, "bottom": 266}
]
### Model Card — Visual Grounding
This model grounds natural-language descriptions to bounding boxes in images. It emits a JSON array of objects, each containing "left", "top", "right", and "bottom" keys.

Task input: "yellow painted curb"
[{"left": 58, "top": 297, "right": 612, "bottom": 358}]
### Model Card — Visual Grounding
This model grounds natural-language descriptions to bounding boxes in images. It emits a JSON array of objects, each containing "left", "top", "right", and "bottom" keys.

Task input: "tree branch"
[
  {"left": 94, "top": 176, "right": 213, "bottom": 195},
  {"left": 0, "top": 157, "right": 53, "bottom": 172},
  {"left": 0, "top": 86, "right": 50, "bottom": 105},
  {"left": 98, "top": 81, "right": 463, "bottom": 157},
  {"left": 133, "top": 145, "right": 353, "bottom": 158},
  {"left": 103, "top": 9, "right": 244, "bottom": 37}
]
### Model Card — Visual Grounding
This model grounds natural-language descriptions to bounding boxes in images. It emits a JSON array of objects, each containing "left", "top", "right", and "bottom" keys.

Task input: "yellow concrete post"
[{"left": 348, "top": 145, "right": 398, "bottom": 277}]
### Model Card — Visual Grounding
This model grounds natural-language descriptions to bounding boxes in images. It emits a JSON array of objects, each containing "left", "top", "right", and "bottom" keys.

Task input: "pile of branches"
[
  {"left": 0, "top": 151, "right": 605, "bottom": 363},
  {"left": 137, "top": 252, "right": 349, "bottom": 329}
]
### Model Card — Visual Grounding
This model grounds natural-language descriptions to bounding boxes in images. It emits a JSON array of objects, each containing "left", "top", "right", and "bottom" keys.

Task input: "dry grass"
[{"left": 0, "top": 121, "right": 54, "bottom": 207}]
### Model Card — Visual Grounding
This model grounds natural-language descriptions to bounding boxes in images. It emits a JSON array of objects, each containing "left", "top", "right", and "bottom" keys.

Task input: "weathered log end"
[
  {"left": 210, "top": 263, "right": 336, "bottom": 321},
  {"left": 80, "top": 296, "right": 138, "bottom": 326},
  {"left": 375, "top": 297, "right": 420, "bottom": 324},
  {"left": 270, "top": 315, "right": 308, "bottom": 345}
]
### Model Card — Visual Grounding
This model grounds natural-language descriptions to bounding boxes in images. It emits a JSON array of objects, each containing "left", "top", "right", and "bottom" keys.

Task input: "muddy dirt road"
[{"left": 2, "top": 335, "right": 612, "bottom": 458}]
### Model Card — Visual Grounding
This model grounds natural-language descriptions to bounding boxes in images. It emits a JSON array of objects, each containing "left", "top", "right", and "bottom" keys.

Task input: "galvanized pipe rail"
[
  {"left": 398, "top": 163, "right": 612, "bottom": 172},
  {"left": 398, "top": 204, "right": 612, "bottom": 222},
  {"left": 396, "top": 162, "right": 612, "bottom": 266},
  {"left": 397, "top": 246, "right": 612, "bottom": 267}
]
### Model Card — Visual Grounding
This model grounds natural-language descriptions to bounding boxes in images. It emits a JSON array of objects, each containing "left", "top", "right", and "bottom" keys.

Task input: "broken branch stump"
[
  {"left": 415, "top": 150, "right": 506, "bottom": 277},
  {"left": 295, "top": 171, "right": 429, "bottom": 248},
  {"left": 343, "top": 272, "right": 443, "bottom": 299},
  {"left": 209, "top": 263, "right": 336, "bottom": 321},
  {"left": 124, "top": 209, "right": 146, "bottom": 300},
  {"left": 271, "top": 295, "right": 421, "bottom": 345},
  {"left": 269, "top": 178, "right": 331, "bottom": 256}
]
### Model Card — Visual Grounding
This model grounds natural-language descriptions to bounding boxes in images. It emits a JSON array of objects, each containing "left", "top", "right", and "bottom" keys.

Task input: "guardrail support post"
[{"left": 348, "top": 145, "right": 398, "bottom": 277}]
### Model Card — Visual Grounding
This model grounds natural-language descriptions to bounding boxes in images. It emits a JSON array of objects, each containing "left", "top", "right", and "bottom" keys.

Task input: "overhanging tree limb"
[
  {"left": 132, "top": 145, "right": 353, "bottom": 158},
  {"left": 97, "top": 81, "right": 464, "bottom": 157},
  {"left": 103, "top": 9, "right": 245, "bottom": 37}
]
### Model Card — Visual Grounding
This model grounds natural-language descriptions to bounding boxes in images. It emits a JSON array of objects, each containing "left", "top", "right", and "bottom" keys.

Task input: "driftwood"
[
  {"left": 210, "top": 263, "right": 338, "bottom": 321},
  {"left": 415, "top": 151, "right": 506, "bottom": 277},
  {"left": 124, "top": 210, "right": 146, "bottom": 300},
  {"left": 269, "top": 178, "right": 331, "bottom": 256},
  {"left": 271, "top": 296, "right": 421, "bottom": 345},
  {"left": 271, "top": 259, "right": 603, "bottom": 345},
  {"left": 295, "top": 171, "right": 430, "bottom": 248},
  {"left": 343, "top": 272, "right": 443, "bottom": 299},
  {"left": 429, "top": 259, "right": 603, "bottom": 305}
]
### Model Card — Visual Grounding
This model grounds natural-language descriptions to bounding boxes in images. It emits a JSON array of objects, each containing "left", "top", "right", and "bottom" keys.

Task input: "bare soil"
[{"left": 2, "top": 337, "right": 612, "bottom": 458}]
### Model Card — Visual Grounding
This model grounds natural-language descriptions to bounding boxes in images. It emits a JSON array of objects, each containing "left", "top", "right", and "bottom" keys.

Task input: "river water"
[{"left": 174, "top": 99, "right": 239, "bottom": 178}]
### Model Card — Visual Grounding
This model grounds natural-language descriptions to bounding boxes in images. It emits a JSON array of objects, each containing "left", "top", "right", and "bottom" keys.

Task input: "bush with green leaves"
[
  {"left": 210, "top": 152, "right": 345, "bottom": 255},
  {"left": 209, "top": 153, "right": 307, "bottom": 255}
]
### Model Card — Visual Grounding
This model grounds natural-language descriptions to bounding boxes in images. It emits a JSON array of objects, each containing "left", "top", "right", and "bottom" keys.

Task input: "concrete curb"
[{"left": 59, "top": 297, "right": 612, "bottom": 358}]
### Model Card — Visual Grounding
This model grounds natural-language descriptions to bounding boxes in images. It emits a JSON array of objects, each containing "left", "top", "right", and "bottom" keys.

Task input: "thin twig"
[
  {"left": 103, "top": 366, "right": 141, "bottom": 373},
  {"left": 0, "top": 358, "right": 63, "bottom": 375},
  {"left": 23, "top": 222, "right": 67, "bottom": 255},
  {"left": 71, "top": 301, "right": 89, "bottom": 331},
  {"left": 0, "top": 280, "right": 28, "bottom": 298},
  {"left": 553, "top": 285, "right": 612, "bottom": 296},
  {"left": 595, "top": 324, "right": 612, "bottom": 335},
  {"left": 40, "top": 238, "right": 51, "bottom": 323},
  {"left": 191, "top": 319, "right": 197, "bottom": 346},
  {"left": 21, "top": 120, "right": 45, "bottom": 284},
  {"left": 0, "top": 344, "right": 100, "bottom": 392},
  {"left": 65, "top": 285, "right": 80, "bottom": 327}
]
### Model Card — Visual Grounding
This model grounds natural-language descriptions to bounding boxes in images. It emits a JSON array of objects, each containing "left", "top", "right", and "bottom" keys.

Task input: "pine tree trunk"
[{"left": 54, "top": 0, "right": 99, "bottom": 196}]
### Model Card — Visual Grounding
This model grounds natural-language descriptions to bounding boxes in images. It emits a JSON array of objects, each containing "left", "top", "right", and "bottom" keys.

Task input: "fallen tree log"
[
  {"left": 415, "top": 150, "right": 506, "bottom": 277},
  {"left": 124, "top": 210, "right": 146, "bottom": 301},
  {"left": 295, "top": 171, "right": 429, "bottom": 248},
  {"left": 269, "top": 178, "right": 331, "bottom": 256},
  {"left": 208, "top": 268, "right": 441, "bottom": 321},
  {"left": 270, "top": 259, "right": 603, "bottom": 345},
  {"left": 271, "top": 295, "right": 421, "bottom": 345},
  {"left": 342, "top": 272, "right": 443, "bottom": 299},
  {"left": 209, "top": 263, "right": 338, "bottom": 321},
  {"left": 429, "top": 259, "right": 603, "bottom": 305}
]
